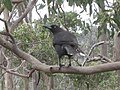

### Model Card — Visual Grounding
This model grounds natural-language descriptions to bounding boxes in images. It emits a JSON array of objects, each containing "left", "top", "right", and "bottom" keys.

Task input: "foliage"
[
  {"left": 1, "top": 0, "right": 120, "bottom": 89},
  {"left": 1, "top": 0, "right": 12, "bottom": 11},
  {"left": 13, "top": 22, "right": 57, "bottom": 65}
]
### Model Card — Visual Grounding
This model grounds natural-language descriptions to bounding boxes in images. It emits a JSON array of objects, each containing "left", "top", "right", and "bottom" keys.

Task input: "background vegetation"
[{"left": 0, "top": 0, "right": 120, "bottom": 90}]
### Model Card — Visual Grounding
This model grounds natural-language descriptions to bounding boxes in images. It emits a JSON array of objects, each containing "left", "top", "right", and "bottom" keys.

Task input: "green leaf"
[
  {"left": 68, "top": 0, "right": 74, "bottom": 6},
  {"left": 84, "top": 29, "right": 88, "bottom": 35},
  {"left": 38, "top": 4, "right": 45, "bottom": 10},
  {"left": 95, "top": 0, "right": 104, "bottom": 10},
  {"left": 89, "top": 4, "right": 92, "bottom": 16},
  {"left": 47, "top": 0, "right": 51, "bottom": 5},
  {"left": 3, "top": 0, "right": 12, "bottom": 11},
  {"left": 43, "top": 14, "right": 47, "bottom": 23},
  {"left": 42, "top": 0, "right": 45, "bottom": 3},
  {"left": 97, "top": 26, "right": 102, "bottom": 38}
]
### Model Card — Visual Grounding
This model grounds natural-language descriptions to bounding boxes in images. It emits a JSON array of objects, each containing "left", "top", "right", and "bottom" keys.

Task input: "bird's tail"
[
  {"left": 63, "top": 45, "right": 87, "bottom": 66},
  {"left": 63, "top": 45, "right": 77, "bottom": 56},
  {"left": 73, "top": 53, "right": 87, "bottom": 66}
]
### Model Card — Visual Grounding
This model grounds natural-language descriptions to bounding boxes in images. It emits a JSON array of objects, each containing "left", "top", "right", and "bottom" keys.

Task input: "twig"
[
  {"left": 8, "top": 4, "right": 18, "bottom": 22},
  {"left": 0, "top": 18, "right": 16, "bottom": 44},
  {"left": 35, "top": 4, "right": 42, "bottom": 19},
  {"left": 88, "top": 41, "right": 109, "bottom": 56},
  {"left": 83, "top": 54, "right": 112, "bottom": 65},
  {"left": 59, "top": 5, "right": 69, "bottom": 31},
  {"left": 0, "top": 62, "right": 35, "bottom": 78},
  {"left": 10, "top": 0, "right": 38, "bottom": 31},
  {"left": 98, "top": 54, "right": 112, "bottom": 63},
  {"left": 82, "top": 41, "right": 110, "bottom": 66},
  {"left": 0, "top": 65, "right": 28, "bottom": 78},
  {"left": 0, "top": 6, "right": 4, "bottom": 14},
  {"left": 12, "top": 60, "right": 26, "bottom": 71},
  {"left": 0, "top": 18, "right": 9, "bottom": 33},
  {"left": 28, "top": 68, "right": 35, "bottom": 77}
]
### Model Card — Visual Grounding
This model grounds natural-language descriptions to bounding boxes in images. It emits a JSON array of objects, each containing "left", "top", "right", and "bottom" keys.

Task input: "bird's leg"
[
  {"left": 68, "top": 57, "right": 72, "bottom": 67},
  {"left": 58, "top": 58, "right": 64, "bottom": 70}
]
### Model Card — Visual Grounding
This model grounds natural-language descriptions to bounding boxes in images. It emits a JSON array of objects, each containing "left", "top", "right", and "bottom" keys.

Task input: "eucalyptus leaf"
[
  {"left": 43, "top": 14, "right": 47, "bottom": 23},
  {"left": 42, "top": 0, "right": 45, "bottom": 3},
  {"left": 95, "top": 0, "right": 104, "bottom": 10},
  {"left": 3, "top": 0, "right": 12, "bottom": 11},
  {"left": 38, "top": 4, "right": 45, "bottom": 10}
]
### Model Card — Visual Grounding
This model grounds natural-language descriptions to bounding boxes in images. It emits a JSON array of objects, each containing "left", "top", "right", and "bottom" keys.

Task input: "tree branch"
[
  {"left": 12, "top": 60, "right": 26, "bottom": 71},
  {"left": 88, "top": 41, "right": 109, "bottom": 56},
  {"left": 7, "top": 4, "right": 18, "bottom": 23},
  {"left": 86, "top": 55, "right": 112, "bottom": 63},
  {"left": 0, "top": 65, "right": 28, "bottom": 78},
  {"left": 0, "top": 18, "right": 9, "bottom": 33},
  {"left": 12, "top": 0, "right": 23, "bottom": 4},
  {"left": 0, "top": 6, "right": 4, "bottom": 14},
  {"left": 0, "top": 18, "right": 16, "bottom": 44},
  {"left": 10, "top": 0, "right": 38, "bottom": 31},
  {"left": 82, "top": 41, "right": 110, "bottom": 66},
  {"left": 0, "top": 36, "right": 120, "bottom": 75}
]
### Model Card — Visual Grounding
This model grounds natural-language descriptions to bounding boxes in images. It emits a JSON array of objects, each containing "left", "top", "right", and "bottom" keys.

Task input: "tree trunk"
[
  {"left": 100, "top": 32, "right": 107, "bottom": 56},
  {"left": 23, "top": 62, "right": 29, "bottom": 90},
  {"left": 23, "top": 77, "right": 29, "bottom": 90},
  {"left": 0, "top": 47, "right": 4, "bottom": 90},
  {"left": 4, "top": 61, "right": 13, "bottom": 90},
  {"left": 32, "top": 71, "right": 40, "bottom": 90},
  {"left": 3, "top": 9, "right": 13, "bottom": 90},
  {"left": 114, "top": 31, "right": 120, "bottom": 87},
  {"left": 43, "top": 73, "right": 53, "bottom": 90}
]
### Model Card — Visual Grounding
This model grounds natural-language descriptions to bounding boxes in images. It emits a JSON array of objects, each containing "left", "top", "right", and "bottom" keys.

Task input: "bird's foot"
[
  {"left": 59, "top": 64, "right": 65, "bottom": 70},
  {"left": 67, "top": 63, "right": 71, "bottom": 68}
]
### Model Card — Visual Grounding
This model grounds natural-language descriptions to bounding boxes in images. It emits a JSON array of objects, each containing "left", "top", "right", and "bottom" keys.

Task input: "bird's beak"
[{"left": 43, "top": 25, "right": 51, "bottom": 30}]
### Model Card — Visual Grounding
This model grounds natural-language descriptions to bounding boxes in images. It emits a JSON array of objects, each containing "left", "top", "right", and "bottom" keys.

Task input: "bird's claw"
[
  {"left": 59, "top": 64, "right": 65, "bottom": 70},
  {"left": 67, "top": 63, "right": 71, "bottom": 67}
]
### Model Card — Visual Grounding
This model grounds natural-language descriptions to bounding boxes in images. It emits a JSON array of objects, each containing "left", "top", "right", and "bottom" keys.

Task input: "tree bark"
[
  {"left": 23, "top": 62, "right": 29, "bottom": 90},
  {"left": 3, "top": 9, "right": 13, "bottom": 90},
  {"left": 101, "top": 33, "right": 107, "bottom": 57},
  {"left": 0, "top": 47, "right": 4, "bottom": 90},
  {"left": 43, "top": 73, "right": 53, "bottom": 90},
  {"left": 4, "top": 61, "right": 13, "bottom": 90},
  {"left": 32, "top": 71, "right": 40, "bottom": 90},
  {"left": 114, "top": 31, "right": 120, "bottom": 87},
  {"left": 1, "top": 36, "right": 120, "bottom": 74}
]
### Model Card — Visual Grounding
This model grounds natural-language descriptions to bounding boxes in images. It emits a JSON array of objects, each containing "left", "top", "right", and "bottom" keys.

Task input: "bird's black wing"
[
  {"left": 53, "top": 31, "right": 78, "bottom": 46},
  {"left": 53, "top": 31, "right": 79, "bottom": 56}
]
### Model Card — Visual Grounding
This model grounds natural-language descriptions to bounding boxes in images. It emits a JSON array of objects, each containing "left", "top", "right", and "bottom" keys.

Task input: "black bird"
[{"left": 43, "top": 25, "right": 84, "bottom": 68}]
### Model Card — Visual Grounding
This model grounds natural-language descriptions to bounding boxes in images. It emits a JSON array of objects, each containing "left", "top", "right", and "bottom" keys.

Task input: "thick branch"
[
  {"left": 0, "top": 36, "right": 48, "bottom": 71},
  {"left": 49, "top": 61, "right": 120, "bottom": 74},
  {"left": 0, "top": 36, "right": 120, "bottom": 75}
]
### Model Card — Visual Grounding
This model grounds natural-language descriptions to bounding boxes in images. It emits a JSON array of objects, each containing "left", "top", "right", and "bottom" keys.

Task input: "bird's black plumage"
[{"left": 43, "top": 25, "right": 84, "bottom": 68}]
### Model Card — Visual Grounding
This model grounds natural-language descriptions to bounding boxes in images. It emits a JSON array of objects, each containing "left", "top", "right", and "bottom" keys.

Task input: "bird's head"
[{"left": 43, "top": 25, "right": 63, "bottom": 34}]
